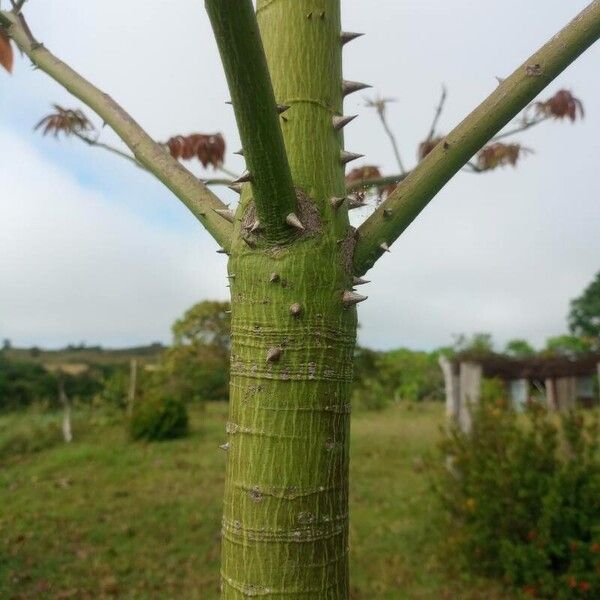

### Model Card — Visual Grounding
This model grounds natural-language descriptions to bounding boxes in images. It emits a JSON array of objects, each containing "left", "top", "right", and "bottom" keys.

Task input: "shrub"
[
  {"left": 433, "top": 402, "right": 600, "bottom": 598},
  {"left": 0, "top": 414, "right": 64, "bottom": 461},
  {"left": 130, "top": 395, "right": 189, "bottom": 442}
]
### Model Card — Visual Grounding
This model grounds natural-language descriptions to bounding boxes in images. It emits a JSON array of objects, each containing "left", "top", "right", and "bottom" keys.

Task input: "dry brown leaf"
[{"left": 0, "top": 29, "right": 14, "bottom": 74}]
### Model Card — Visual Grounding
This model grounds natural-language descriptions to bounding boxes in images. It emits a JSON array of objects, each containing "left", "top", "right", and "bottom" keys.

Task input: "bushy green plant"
[
  {"left": 0, "top": 414, "right": 64, "bottom": 460},
  {"left": 130, "top": 395, "right": 189, "bottom": 442},
  {"left": 433, "top": 403, "right": 600, "bottom": 598}
]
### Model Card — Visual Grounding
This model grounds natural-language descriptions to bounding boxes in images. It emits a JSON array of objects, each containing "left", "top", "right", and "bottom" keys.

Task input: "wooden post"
[
  {"left": 439, "top": 355, "right": 460, "bottom": 424},
  {"left": 127, "top": 358, "right": 138, "bottom": 417},
  {"left": 58, "top": 376, "right": 73, "bottom": 443},
  {"left": 555, "top": 377, "right": 577, "bottom": 411},
  {"left": 459, "top": 361, "right": 482, "bottom": 433},
  {"left": 545, "top": 378, "right": 558, "bottom": 411}
]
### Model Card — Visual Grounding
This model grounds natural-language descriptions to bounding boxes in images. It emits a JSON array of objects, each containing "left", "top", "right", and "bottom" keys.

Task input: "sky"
[{"left": 1, "top": 0, "right": 599, "bottom": 352}]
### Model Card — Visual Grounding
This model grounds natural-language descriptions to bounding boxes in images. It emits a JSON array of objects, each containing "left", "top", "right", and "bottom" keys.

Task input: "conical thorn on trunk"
[
  {"left": 341, "top": 150, "right": 364, "bottom": 165},
  {"left": 286, "top": 213, "right": 305, "bottom": 231},
  {"left": 269, "top": 272, "right": 280, "bottom": 283},
  {"left": 380, "top": 242, "right": 391, "bottom": 253},
  {"left": 233, "top": 148, "right": 244, "bottom": 156},
  {"left": 219, "top": 442, "right": 230, "bottom": 451},
  {"left": 332, "top": 114, "right": 357, "bottom": 131},
  {"left": 353, "top": 276, "right": 370, "bottom": 286},
  {"left": 277, "top": 104, "right": 290, "bottom": 114},
  {"left": 228, "top": 182, "right": 244, "bottom": 195},
  {"left": 290, "top": 303, "right": 302, "bottom": 317},
  {"left": 343, "top": 291, "right": 368, "bottom": 308},
  {"left": 250, "top": 219, "right": 261, "bottom": 233},
  {"left": 341, "top": 31, "right": 365, "bottom": 45},
  {"left": 342, "top": 80, "right": 371, "bottom": 97},
  {"left": 233, "top": 170, "right": 252, "bottom": 184}
]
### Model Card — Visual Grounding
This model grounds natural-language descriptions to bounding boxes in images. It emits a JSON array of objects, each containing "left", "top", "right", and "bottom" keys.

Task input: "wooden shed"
[{"left": 439, "top": 352, "right": 600, "bottom": 432}]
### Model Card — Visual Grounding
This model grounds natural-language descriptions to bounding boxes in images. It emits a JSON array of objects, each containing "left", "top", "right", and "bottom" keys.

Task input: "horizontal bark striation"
[{"left": 221, "top": 233, "right": 356, "bottom": 599}]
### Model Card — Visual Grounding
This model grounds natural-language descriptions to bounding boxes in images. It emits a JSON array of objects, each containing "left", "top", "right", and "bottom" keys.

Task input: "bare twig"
[
  {"left": 366, "top": 97, "right": 407, "bottom": 175},
  {"left": 426, "top": 85, "right": 448, "bottom": 141},
  {"left": 72, "top": 131, "right": 143, "bottom": 169},
  {"left": 71, "top": 131, "right": 238, "bottom": 183},
  {"left": 491, "top": 115, "right": 550, "bottom": 141}
]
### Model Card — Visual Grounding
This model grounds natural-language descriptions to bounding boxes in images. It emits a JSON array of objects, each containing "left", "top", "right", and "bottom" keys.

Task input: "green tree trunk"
[
  {"left": 220, "top": 1, "right": 357, "bottom": 596},
  {"left": 6, "top": 0, "right": 600, "bottom": 597}
]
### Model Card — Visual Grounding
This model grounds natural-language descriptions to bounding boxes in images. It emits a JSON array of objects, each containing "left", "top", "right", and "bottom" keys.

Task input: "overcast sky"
[{"left": 1, "top": 0, "right": 599, "bottom": 351}]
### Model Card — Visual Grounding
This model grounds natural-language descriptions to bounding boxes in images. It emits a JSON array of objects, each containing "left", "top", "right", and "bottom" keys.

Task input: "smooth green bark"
[{"left": 220, "top": 1, "right": 357, "bottom": 597}]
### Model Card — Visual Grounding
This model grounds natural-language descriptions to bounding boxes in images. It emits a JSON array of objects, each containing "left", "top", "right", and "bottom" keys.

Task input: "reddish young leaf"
[
  {"left": 35, "top": 105, "right": 94, "bottom": 137},
  {"left": 477, "top": 143, "right": 532, "bottom": 171},
  {"left": 534, "top": 89, "right": 584, "bottom": 122},
  {"left": 345, "top": 165, "right": 382, "bottom": 185},
  {"left": 0, "top": 29, "right": 14, "bottom": 74},
  {"left": 165, "top": 133, "right": 226, "bottom": 169}
]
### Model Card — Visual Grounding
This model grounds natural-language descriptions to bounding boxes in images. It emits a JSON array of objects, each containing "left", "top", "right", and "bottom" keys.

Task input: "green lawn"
[{"left": 0, "top": 403, "right": 510, "bottom": 599}]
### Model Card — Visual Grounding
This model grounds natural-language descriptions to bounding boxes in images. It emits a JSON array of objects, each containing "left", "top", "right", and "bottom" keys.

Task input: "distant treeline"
[
  {"left": 0, "top": 353, "right": 111, "bottom": 411},
  {"left": 2, "top": 276, "right": 597, "bottom": 413}
]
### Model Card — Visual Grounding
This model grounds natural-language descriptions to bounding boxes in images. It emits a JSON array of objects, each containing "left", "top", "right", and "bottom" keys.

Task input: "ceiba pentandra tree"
[{"left": 2, "top": 0, "right": 600, "bottom": 597}]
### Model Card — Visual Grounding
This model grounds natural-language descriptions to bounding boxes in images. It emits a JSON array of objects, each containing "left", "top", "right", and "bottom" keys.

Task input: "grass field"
[{"left": 0, "top": 403, "right": 510, "bottom": 599}]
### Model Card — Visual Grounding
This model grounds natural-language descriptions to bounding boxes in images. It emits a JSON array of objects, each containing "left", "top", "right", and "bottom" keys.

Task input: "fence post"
[
  {"left": 545, "top": 378, "right": 558, "bottom": 411},
  {"left": 459, "top": 361, "right": 482, "bottom": 433},
  {"left": 127, "top": 358, "right": 138, "bottom": 417},
  {"left": 439, "top": 355, "right": 460, "bottom": 424}
]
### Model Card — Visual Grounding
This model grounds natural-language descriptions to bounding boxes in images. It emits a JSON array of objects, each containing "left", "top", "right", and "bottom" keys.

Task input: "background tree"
[
  {"left": 162, "top": 300, "right": 231, "bottom": 403},
  {"left": 2, "top": 0, "right": 600, "bottom": 597},
  {"left": 504, "top": 338, "right": 537, "bottom": 358},
  {"left": 544, "top": 334, "right": 594, "bottom": 358},
  {"left": 569, "top": 270, "right": 600, "bottom": 348}
]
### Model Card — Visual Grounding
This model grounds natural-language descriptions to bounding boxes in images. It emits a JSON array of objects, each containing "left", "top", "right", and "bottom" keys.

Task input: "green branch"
[
  {"left": 0, "top": 10, "right": 233, "bottom": 251},
  {"left": 205, "top": 0, "right": 297, "bottom": 243},
  {"left": 354, "top": 0, "right": 600, "bottom": 275},
  {"left": 346, "top": 173, "right": 409, "bottom": 193}
]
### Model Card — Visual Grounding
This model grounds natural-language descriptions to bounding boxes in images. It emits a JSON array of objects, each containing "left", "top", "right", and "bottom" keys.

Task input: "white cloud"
[
  {"left": 0, "top": 131, "right": 228, "bottom": 347},
  {"left": 1, "top": 0, "right": 599, "bottom": 350}
]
